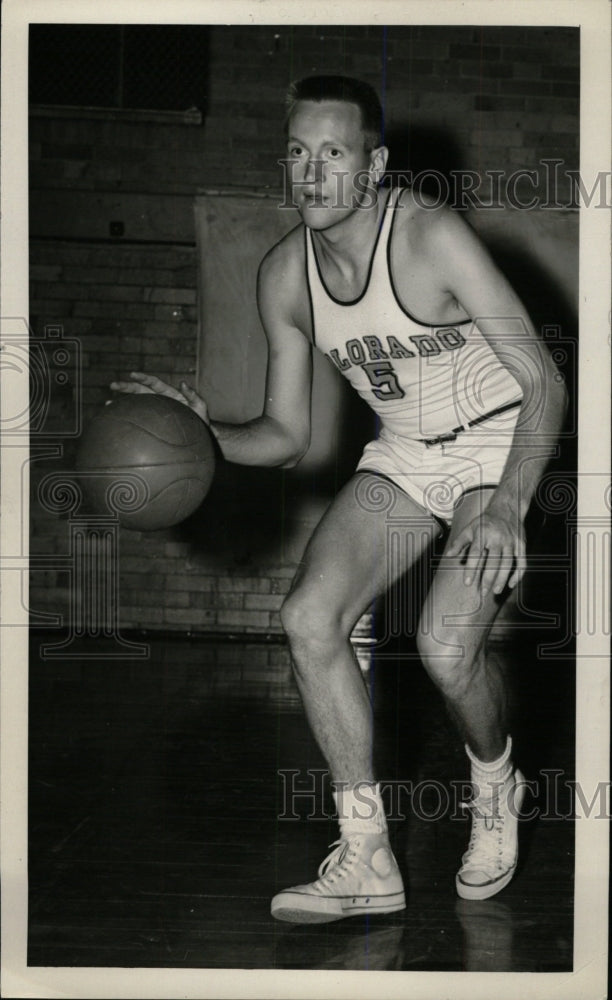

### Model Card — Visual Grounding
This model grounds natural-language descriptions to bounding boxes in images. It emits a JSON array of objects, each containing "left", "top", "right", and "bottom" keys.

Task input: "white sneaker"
[
  {"left": 456, "top": 769, "right": 526, "bottom": 901},
  {"left": 271, "top": 832, "right": 406, "bottom": 923}
]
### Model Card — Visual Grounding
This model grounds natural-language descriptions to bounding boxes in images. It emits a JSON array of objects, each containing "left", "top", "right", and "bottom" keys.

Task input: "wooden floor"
[{"left": 28, "top": 631, "right": 575, "bottom": 971}]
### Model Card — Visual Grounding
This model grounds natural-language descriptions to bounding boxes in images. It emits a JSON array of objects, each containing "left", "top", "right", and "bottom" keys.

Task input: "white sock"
[
  {"left": 465, "top": 736, "right": 513, "bottom": 801},
  {"left": 333, "top": 781, "right": 388, "bottom": 836}
]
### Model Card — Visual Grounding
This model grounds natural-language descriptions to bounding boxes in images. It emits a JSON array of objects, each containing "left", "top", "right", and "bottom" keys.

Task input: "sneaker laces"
[
  {"left": 460, "top": 790, "right": 505, "bottom": 871},
  {"left": 314, "top": 838, "right": 359, "bottom": 888}
]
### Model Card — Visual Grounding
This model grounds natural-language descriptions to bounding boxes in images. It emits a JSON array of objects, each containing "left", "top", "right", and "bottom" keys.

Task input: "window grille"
[{"left": 29, "top": 24, "right": 209, "bottom": 113}]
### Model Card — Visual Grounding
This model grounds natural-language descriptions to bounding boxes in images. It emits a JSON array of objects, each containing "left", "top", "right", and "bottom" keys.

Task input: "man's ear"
[{"left": 369, "top": 145, "right": 389, "bottom": 184}]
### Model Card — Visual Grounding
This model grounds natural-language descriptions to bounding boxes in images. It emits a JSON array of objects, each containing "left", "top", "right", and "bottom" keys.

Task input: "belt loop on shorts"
[{"left": 419, "top": 400, "right": 521, "bottom": 447}]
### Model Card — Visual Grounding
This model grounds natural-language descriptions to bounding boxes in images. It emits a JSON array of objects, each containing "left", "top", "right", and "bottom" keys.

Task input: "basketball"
[{"left": 76, "top": 394, "right": 216, "bottom": 530}]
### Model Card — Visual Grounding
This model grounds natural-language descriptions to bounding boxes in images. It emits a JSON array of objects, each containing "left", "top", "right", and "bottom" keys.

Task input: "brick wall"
[
  {"left": 30, "top": 25, "right": 579, "bottom": 202},
  {"left": 28, "top": 24, "right": 579, "bottom": 637}
]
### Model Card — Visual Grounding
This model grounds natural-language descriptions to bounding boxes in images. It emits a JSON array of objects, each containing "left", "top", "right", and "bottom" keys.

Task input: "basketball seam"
[{"left": 101, "top": 413, "right": 203, "bottom": 447}]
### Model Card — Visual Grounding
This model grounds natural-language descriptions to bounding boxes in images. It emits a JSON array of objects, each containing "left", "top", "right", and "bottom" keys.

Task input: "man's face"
[{"left": 285, "top": 100, "right": 379, "bottom": 229}]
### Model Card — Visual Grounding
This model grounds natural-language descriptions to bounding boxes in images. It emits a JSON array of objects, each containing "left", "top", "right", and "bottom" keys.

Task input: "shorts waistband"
[{"left": 419, "top": 400, "right": 521, "bottom": 447}]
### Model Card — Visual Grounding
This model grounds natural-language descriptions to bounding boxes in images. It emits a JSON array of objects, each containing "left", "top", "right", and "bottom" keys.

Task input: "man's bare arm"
[
  {"left": 425, "top": 208, "right": 568, "bottom": 592},
  {"left": 112, "top": 240, "right": 313, "bottom": 470}
]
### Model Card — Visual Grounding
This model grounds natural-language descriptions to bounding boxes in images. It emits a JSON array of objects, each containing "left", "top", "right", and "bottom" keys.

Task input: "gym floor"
[{"left": 28, "top": 628, "right": 575, "bottom": 972}]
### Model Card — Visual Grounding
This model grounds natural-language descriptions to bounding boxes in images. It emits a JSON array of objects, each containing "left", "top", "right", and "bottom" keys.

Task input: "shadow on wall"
[{"left": 384, "top": 124, "right": 465, "bottom": 200}]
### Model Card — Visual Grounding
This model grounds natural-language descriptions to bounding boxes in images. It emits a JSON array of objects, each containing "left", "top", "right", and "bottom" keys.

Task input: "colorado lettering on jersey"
[{"left": 326, "top": 329, "right": 467, "bottom": 402}]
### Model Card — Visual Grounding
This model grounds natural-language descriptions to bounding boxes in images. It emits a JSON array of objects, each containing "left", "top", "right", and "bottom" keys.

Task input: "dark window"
[{"left": 29, "top": 24, "right": 209, "bottom": 112}]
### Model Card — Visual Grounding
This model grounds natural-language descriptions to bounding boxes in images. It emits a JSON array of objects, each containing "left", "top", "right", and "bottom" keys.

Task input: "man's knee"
[
  {"left": 416, "top": 615, "right": 477, "bottom": 696},
  {"left": 280, "top": 582, "right": 348, "bottom": 650},
  {"left": 279, "top": 587, "right": 308, "bottom": 642}
]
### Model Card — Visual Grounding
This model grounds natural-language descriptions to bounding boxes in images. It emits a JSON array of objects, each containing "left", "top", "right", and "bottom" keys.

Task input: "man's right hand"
[{"left": 110, "top": 371, "right": 210, "bottom": 425}]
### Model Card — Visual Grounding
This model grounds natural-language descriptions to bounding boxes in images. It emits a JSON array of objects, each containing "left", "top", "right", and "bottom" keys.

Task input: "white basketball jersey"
[{"left": 305, "top": 188, "right": 523, "bottom": 440}]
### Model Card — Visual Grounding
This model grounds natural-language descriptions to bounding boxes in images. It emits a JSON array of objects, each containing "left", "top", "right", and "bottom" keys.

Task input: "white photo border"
[{"left": 1, "top": 1, "right": 610, "bottom": 998}]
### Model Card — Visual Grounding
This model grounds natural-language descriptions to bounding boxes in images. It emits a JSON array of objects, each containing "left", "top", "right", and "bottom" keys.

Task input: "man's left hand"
[{"left": 445, "top": 504, "right": 527, "bottom": 596}]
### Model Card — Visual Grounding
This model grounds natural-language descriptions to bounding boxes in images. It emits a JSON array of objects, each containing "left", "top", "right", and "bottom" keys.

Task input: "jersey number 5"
[{"left": 362, "top": 361, "right": 405, "bottom": 401}]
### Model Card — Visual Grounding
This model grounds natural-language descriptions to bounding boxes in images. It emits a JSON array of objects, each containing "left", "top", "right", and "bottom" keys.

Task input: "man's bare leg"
[
  {"left": 271, "top": 472, "right": 441, "bottom": 922},
  {"left": 281, "top": 473, "right": 440, "bottom": 784},
  {"left": 417, "top": 488, "right": 525, "bottom": 900}
]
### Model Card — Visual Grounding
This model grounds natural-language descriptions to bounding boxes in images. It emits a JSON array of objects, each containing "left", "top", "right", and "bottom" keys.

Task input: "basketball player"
[{"left": 112, "top": 76, "right": 567, "bottom": 922}]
